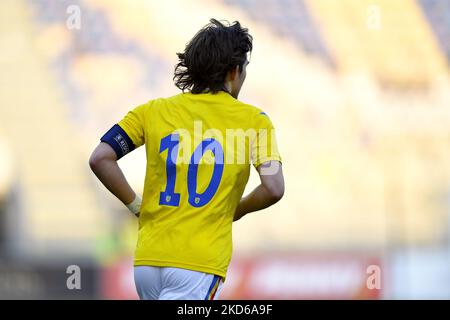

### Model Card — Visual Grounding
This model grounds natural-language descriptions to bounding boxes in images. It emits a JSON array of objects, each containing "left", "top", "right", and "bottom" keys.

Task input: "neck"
[
  {"left": 223, "top": 83, "right": 239, "bottom": 98},
  {"left": 224, "top": 81, "right": 231, "bottom": 92}
]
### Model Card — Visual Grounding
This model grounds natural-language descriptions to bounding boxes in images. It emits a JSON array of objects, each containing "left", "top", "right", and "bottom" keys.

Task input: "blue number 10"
[{"left": 158, "top": 133, "right": 224, "bottom": 208}]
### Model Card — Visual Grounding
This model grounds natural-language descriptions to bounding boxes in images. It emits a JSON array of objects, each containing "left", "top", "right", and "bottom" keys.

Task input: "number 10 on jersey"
[{"left": 158, "top": 133, "right": 224, "bottom": 208}]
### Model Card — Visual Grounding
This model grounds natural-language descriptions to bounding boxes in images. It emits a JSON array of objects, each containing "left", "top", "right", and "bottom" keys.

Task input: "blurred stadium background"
[{"left": 0, "top": 0, "right": 449, "bottom": 299}]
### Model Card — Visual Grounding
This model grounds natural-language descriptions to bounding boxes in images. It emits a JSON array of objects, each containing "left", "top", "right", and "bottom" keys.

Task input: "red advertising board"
[
  {"left": 220, "top": 253, "right": 382, "bottom": 299},
  {"left": 100, "top": 253, "right": 382, "bottom": 299}
]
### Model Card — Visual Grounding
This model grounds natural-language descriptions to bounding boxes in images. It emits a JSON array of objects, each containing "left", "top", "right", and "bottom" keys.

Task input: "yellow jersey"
[{"left": 116, "top": 91, "right": 281, "bottom": 278}]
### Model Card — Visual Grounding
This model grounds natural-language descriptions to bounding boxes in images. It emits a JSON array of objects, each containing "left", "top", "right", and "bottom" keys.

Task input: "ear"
[{"left": 229, "top": 65, "right": 239, "bottom": 81}]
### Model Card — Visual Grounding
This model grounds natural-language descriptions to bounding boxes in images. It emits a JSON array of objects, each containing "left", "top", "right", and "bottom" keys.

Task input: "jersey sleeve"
[
  {"left": 251, "top": 111, "right": 282, "bottom": 168},
  {"left": 117, "top": 103, "right": 147, "bottom": 148},
  {"left": 100, "top": 103, "right": 147, "bottom": 159}
]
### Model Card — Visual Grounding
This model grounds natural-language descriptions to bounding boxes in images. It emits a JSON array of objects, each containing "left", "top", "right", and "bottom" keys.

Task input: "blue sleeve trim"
[
  {"left": 100, "top": 124, "right": 136, "bottom": 159},
  {"left": 259, "top": 111, "right": 268, "bottom": 117}
]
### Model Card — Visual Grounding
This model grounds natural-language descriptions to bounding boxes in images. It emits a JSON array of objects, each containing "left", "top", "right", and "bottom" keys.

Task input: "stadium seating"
[
  {"left": 1, "top": 0, "right": 449, "bottom": 259},
  {"left": 0, "top": 0, "right": 107, "bottom": 258}
]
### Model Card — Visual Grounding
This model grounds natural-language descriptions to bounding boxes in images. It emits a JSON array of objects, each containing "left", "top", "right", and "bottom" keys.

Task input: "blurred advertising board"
[
  {"left": 100, "top": 257, "right": 139, "bottom": 300},
  {"left": 221, "top": 253, "right": 382, "bottom": 299},
  {"left": 100, "top": 253, "right": 382, "bottom": 300},
  {"left": 0, "top": 261, "right": 98, "bottom": 299}
]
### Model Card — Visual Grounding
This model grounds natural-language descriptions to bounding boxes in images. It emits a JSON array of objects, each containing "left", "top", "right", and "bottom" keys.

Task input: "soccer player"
[{"left": 89, "top": 19, "right": 284, "bottom": 300}]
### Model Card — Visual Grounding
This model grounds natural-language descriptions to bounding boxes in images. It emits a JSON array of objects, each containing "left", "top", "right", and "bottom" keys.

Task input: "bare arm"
[
  {"left": 89, "top": 142, "right": 137, "bottom": 206},
  {"left": 233, "top": 161, "right": 284, "bottom": 222}
]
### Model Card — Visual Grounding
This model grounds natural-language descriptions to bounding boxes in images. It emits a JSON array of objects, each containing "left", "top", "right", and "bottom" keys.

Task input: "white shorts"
[{"left": 134, "top": 266, "right": 223, "bottom": 300}]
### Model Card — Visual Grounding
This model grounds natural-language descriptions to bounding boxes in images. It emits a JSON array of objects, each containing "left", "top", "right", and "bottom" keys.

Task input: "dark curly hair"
[{"left": 174, "top": 19, "right": 253, "bottom": 94}]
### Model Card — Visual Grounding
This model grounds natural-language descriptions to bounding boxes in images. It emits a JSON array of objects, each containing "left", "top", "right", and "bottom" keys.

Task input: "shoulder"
[
  {"left": 234, "top": 98, "right": 268, "bottom": 116},
  {"left": 237, "top": 101, "right": 273, "bottom": 128},
  {"left": 158, "top": 93, "right": 185, "bottom": 103},
  {"left": 132, "top": 95, "right": 179, "bottom": 115},
  {"left": 144, "top": 93, "right": 185, "bottom": 110}
]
